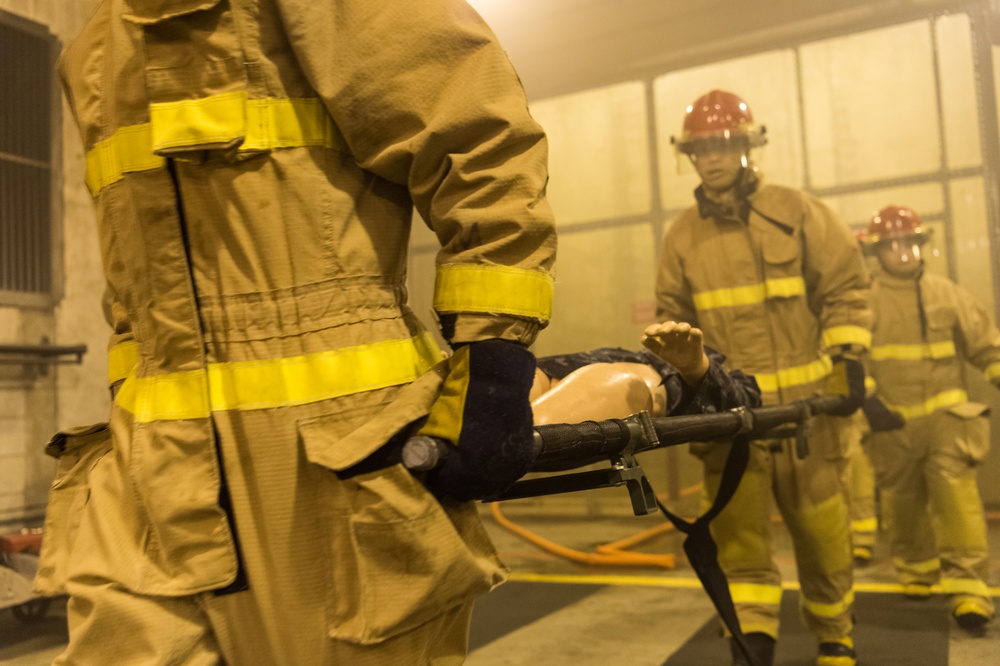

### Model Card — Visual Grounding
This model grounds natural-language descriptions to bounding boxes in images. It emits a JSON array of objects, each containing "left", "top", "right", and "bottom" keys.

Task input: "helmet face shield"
[
  {"left": 876, "top": 237, "right": 925, "bottom": 276},
  {"left": 683, "top": 134, "right": 751, "bottom": 162}
]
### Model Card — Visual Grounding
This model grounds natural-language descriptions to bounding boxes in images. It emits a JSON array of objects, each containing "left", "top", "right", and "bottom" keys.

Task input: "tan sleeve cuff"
[{"left": 445, "top": 314, "right": 544, "bottom": 347}]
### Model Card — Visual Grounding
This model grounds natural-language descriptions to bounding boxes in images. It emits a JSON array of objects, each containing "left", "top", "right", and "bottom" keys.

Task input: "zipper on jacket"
[
  {"left": 165, "top": 159, "right": 205, "bottom": 317},
  {"left": 744, "top": 218, "right": 785, "bottom": 404},
  {"left": 165, "top": 158, "right": 250, "bottom": 595}
]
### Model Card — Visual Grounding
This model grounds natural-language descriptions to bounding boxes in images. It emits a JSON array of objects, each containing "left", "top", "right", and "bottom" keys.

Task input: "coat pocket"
[
  {"left": 297, "top": 407, "right": 505, "bottom": 645},
  {"left": 924, "top": 304, "right": 958, "bottom": 333},
  {"left": 761, "top": 229, "right": 800, "bottom": 269},
  {"left": 34, "top": 423, "right": 113, "bottom": 595},
  {"left": 945, "top": 401, "right": 991, "bottom": 463},
  {"left": 124, "top": 0, "right": 250, "bottom": 156},
  {"left": 760, "top": 232, "right": 806, "bottom": 304}
]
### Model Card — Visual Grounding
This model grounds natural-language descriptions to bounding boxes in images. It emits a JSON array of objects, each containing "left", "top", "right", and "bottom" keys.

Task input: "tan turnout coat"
[
  {"left": 869, "top": 271, "right": 1000, "bottom": 421},
  {"left": 39, "top": 0, "right": 556, "bottom": 648},
  {"left": 657, "top": 180, "right": 871, "bottom": 406}
]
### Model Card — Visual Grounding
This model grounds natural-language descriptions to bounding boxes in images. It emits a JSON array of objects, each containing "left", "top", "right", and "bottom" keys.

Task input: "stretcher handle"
[{"left": 401, "top": 395, "right": 847, "bottom": 474}]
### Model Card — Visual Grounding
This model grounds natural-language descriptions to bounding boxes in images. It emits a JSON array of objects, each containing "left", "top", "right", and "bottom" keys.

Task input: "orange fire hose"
[{"left": 489, "top": 482, "right": 705, "bottom": 570}]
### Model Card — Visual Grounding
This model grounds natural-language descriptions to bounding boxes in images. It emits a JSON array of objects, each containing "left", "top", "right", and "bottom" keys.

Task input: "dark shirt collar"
[{"left": 695, "top": 167, "right": 759, "bottom": 224}]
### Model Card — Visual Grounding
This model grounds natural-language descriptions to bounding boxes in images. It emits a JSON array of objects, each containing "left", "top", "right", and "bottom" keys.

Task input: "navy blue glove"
[
  {"left": 418, "top": 339, "right": 538, "bottom": 501},
  {"left": 826, "top": 355, "right": 866, "bottom": 417}
]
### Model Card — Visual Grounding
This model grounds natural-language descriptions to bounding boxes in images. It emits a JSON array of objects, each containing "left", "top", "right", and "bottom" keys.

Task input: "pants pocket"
[
  {"left": 812, "top": 413, "right": 853, "bottom": 462},
  {"left": 299, "top": 418, "right": 505, "bottom": 645},
  {"left": 945, "top": 403, "right": 990, "bottom": 464},
  {"left": 34, "top": 423, "right": 112, "bottom": 595}
]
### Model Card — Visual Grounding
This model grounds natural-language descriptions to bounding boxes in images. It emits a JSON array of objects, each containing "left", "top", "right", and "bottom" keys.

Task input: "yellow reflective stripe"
[
  {"left": 242, "top": 97, "right": 344, "bottom": 151},
  {"left": 417, "top": 345, "right": 471, "bottom": 444},
  {"left": 940, "top": 578, "right": 990, "bottom": 597},
  {"left": 729, "top": 583, "right": 783, "bottom": 606},
  {"left": 85, "top": 124, "right": 166, "bottom": 194},
  {"left": 886, "top": 389, "right": 968, "bottom": 421},
  {"left": 822, "top": 325, "right": 872, "bottom": 349},
  {"left": 870, "top": 340, "right": 956, "bottom": 361},
  {"left": 753, "top": 356, "right": 833, "bottom": 393},
  {"left": 802, "top": 589, "right": 854, "bottom": 619},
  {"left": 851, "top": 518, "right": 878, "bottom": 533},
  {"left": 434, "top": 264, "right": 554, "bottom": 320},
  {"left": 149, "top": 90, "right": 247, "bottom": 151},
  {"left": 86, "top": 96, "right": 346, "bottom": 195},
  {"left": 692, "top": 277, "right": 805, "bottom": 310},
  {"left": 984, "top": 362, "right": 1000, "bottom": 381},
  {"left": 894, "top": 557, "right": 941, "bottom": 574},
  {"left": 115, "top": 333, "right": 441, "bottom": 423},
  {"left": 108, "top": 340, "right": 140, "bottom": 386},
  {"left": 864, "top": 376, "right": 877, "bottom": 394},
  {"left": 764, "top": 276, "right": 806, "bottom": 298}
]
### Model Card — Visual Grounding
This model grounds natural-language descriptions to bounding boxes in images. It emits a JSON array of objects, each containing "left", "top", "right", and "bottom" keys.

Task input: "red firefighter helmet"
[
  {"left": 673, "top": 90, "right": 767, "bottom": 155},
  {"left": 863, "top": 205, "right": 929, "bottom": 246}
]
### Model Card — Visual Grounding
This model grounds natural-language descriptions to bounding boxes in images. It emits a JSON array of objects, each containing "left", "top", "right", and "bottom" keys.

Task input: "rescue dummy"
[
  {"left": 860, "top": 204, "right": 998, "bottom": 635},
  {"left": 40, "top": 1, "right": 556, "bottom": 663},
  {"left": 656, "top": 90, "right": 872, "bottom": 666},
  {"left": 531, "top": 321, "right": 761, "bottom": 424}
]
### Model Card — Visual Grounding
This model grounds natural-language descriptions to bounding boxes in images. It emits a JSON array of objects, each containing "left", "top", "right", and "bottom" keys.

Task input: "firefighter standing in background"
[
  {"left": 657, "top": 90, "right": 871, "bottom": 666},
  {"left": 40, "top": 1, "right": 556, "bottom": 663},
  {"left": 861, "top": 205, "right": 998, "bottom": 635}
]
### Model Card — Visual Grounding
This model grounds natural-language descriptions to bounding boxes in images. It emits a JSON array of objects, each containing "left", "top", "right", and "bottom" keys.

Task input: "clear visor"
[
  {"left": 675, "top": 135, "right": 755, "bottom": 175},
  {"left": 678, "top": 135, "right": 751, "bottom": 159},
  {"left": 884, "top": 239, "right": 923, "bottom": 263},
  {"left": 874, "top": 236, "right": 932, "bottom": 272}
]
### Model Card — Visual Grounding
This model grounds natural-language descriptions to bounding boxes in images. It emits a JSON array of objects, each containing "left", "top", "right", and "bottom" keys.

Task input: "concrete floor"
[
  {"left": 2, "top": 494, "right": 999, "bottom": 665},
  {"left": 467, "top": 495, "right": 1000, "bottom": 665}
]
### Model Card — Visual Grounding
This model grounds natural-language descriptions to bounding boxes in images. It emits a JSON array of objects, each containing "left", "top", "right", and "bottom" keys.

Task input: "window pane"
[
  {"left": 654, "top": 50, "right": 803, "bottom": 211},
  {"left": 531, "top": 223, "right": 657, "bottom": 357},
  {"left": 800, "top": 21, "right": 940, "bottom": 188},
  {"left": 531, "top": 82, "right": 650, "bottom": 225},
  {"left": 406, "top": 248, "right": 446, "bottom": 351},
  {"left": 950, "top": 177, "right": 994, "bottom": 312},
  {"left": 820, "top": 183, "right": 945, "bottom": 227},
  {"left": 936, "top": 14, "right": 980, "bottom": 170}
]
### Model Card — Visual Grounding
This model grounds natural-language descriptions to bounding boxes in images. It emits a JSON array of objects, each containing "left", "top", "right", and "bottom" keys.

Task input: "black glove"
[
  {"left": 862, "top": 395, "right": 905, "bottom": 432},
  {"left": 417, "top": 339, "right": 538, "bottom": 501},
  {"left": 826, "top": 354, "right": 865, "bottom": 417}
]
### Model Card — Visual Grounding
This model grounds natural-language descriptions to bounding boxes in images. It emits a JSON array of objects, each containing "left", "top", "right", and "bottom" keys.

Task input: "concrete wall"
[{"left": 0, "top": 0, "right": 105, "bottom": 527}]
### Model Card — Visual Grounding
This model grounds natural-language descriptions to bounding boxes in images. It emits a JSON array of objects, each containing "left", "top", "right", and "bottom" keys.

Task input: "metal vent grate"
[{"left": 0, "top": 15, "right": 54, "bottom": 296}]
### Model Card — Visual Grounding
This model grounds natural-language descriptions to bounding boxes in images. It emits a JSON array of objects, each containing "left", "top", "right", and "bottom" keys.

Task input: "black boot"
[{"left": 730, "top": 632, "right": 776, "bottom": 666}]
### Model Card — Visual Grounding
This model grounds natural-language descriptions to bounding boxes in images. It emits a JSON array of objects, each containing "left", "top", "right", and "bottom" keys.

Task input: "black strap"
[{"left": 655, "top": 434, "right": 759, "bottom": 666}]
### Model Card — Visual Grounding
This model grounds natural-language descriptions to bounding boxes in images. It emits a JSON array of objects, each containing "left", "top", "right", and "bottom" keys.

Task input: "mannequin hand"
[{"left": 641, "top": 321, "right": 710, "bottom": 385}]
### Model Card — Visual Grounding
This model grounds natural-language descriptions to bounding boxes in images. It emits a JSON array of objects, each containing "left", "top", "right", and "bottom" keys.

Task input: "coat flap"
[
  {"left": 946, "top": 401, "right": 990, "bottom": 419},
  {"left": 123, "top": 0, "right": 222, "bottom": 24},
  {"left": 44, "top": 422, "right": 110, "bottom": 459}
]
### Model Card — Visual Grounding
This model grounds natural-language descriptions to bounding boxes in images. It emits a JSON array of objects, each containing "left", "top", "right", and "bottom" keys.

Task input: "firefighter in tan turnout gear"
[
  {"left": 39, "top": 1, "right": 556, "bottom": 663},
  {"left": 860, "top": 205, "right": 998, "bottom": 635},
  {"left": 656, "top": 90, "right": 871, "bottom": 666}
]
